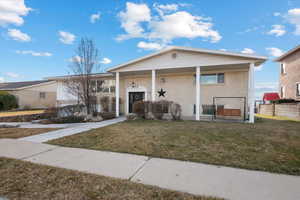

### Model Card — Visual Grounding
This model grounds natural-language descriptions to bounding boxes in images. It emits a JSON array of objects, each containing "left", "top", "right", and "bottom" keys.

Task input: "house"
[
  {"left": 0, "top": 80, "right": 57, "bottom": 109},
  {"left": 48, "top": 46, "right": 267, "bottom": 123},
  {"left": 263, "top": 92, "right": 280, "bottom": 104},
  {"left": 275, "top": 45, "right": 300, "bottom": 100}
]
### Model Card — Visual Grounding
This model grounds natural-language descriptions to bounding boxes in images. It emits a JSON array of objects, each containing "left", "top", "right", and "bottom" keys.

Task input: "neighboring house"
[
  {"left": 263, "top": 92, "right": 280, "bottom": 104},
  {"left": 275, "top": 45, "right": 300, "bottom": 100},
  {"left": 48, "top": 46, "right": 267, "bottom": 123},
  {"left": 0, "top": 80, "right": 57, "bottom": 109}
]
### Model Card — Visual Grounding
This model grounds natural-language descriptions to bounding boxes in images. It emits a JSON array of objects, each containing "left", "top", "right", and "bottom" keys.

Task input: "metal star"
[{"left": 158, "top": 88, "right": 166, "bottom": 97}]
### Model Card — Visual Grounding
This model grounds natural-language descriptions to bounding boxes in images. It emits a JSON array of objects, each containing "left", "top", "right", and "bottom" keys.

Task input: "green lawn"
[
  {"left": 0, "top": 158, "right": 218, "bottom": 200},
  {"left": 49, "top": 118, "right": 300, "bottom": 175}
]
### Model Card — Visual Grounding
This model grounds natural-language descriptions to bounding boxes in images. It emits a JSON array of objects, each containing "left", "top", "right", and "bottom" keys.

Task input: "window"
[
  {"left": 91, "top": 80, "right": 97, "bottom": 93},
  {"left": 281, "top": 63, "right": 286, "bottom": 75},
  {"left": 39, "top": 92, "right": 46, "bottom": 99},
  {"left": 297, "top": 83, "right": 300, "bottom": 96},
  {"left": 281, "top": 86, "right": 285, "bottom": 98},
  {"left": 200, "top": 73, "right": 225, "bottom": 84}
]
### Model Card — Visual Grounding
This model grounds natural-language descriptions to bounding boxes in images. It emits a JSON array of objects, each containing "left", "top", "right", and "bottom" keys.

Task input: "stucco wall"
[
  {"left": 119, "top": 69, "right": 249, "bottom": 117},
  {"left": 9, "top": 82, "right": 57, "bottom": 109},
  {"left": 280, "top": 49, "right": 300, "bottom": 100}
]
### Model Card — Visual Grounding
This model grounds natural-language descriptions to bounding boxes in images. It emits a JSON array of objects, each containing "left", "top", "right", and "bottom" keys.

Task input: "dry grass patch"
[
  {"left": 0, "top": 110, "right": 45, "bottom": 117},
  {"left": 0, "top": 128, "right": 58, "bottom": 139},
  {"left": 0, "top": 158, "right": 219, "bottom": 200},
  {"left": 49, "top": 118, "right": 300, "bottom": 175}
]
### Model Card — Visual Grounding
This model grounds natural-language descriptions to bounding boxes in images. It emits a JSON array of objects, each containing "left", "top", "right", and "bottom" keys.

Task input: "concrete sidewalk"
[
  {"left": 0, "top": 139, "right": 299, "bottom": 200},
  {"left": 18, "top": 117, "right": 126, "bottom": 143}
]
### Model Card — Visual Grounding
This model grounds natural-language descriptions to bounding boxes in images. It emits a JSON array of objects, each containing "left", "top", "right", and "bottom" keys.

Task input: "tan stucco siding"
[
  {"left": 9, "top": 82, "right": 57, "bottom": 109},
  {"left": 119, "top": 70, "right": 249, "bottom": 117},
  {"left": 113, "top": 50, "right": 257, "bottom": 72},
  {"left": 280, "top": 49, "right": 300, "bottom": 100}
]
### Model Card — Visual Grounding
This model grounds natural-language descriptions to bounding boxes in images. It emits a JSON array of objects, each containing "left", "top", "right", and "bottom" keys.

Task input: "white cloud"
[
  {"left": 286, "top": 8, "right": 300, "bottom": 35},
  {"left": 266, "top": 47, "right": 285, "bottom": 57},
  {"left": 100, "top": 58, "right": 111, "bottom": 64},
  {"left": 267, "top": 25, "right": 286, "bottom": 36},
  {"left": 255, "top": 82, "right": 278, "bottom": 99},
  {"left": 137, "top": 41, "right": 163, "bottom": 50},
  {"left": 0, "top": 0, "right": 32, "bottom": 27},
  {"left": 5, "top": 72, "right": 20, "bottom": 78},
  {"left": 117, "top": 2, "right": 151, "bottom": 41},
  {"left": 90, "top": 12, "right": 100, "bottom": 23},
  {"left": 59, "top": 31, "right": 76, "bottom": 44},
  {"left": 273, "top": 12, "right": 281, "bottom": 16},
  {"left": 68, "top": 55, "right": 82, "bottom": 63},
  {"left": 149, "top": 11, "right": 221, "bottom": 43},
  {"left": 255, "top": 65, "right": 263, "bottom": 71},
  {"left": 219, "top": 48, "right": 227, "bottom": 51},
  {"left": 241, "top": 48, "right": 255, "bottom": 54},
  {"left": 16, "top": 50, "right": 52, "bottom": 57},
  {"left": 0, "top": 77, "right": 4, "bottom": 82},
  {"left": 7, "top": 29, "right": 31, "bottom": 42},
  {"left": 117, "top": 2, "right": 221, "bottom": 45}
]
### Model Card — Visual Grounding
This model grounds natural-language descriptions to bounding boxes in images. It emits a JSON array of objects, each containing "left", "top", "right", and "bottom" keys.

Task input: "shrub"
[
  {"left": 111, "top": 97, "right": 122, "bottom": 112},
  {"left": 100, "top": 96, "right": 110, "bottom": 112},
  {"left": 99, "top": 112, "right": 116, "bottom": 120},
  {"left": 0, "top": 92, "right": 18, "bottom": 111},
  {"left": 133, "top": 101, "right": 146, "bottom": 118},
  {"left": 271, "top": 99, "right": 297, "bottom": 104},
  {"left": 50, "top": 116, "right": 85, "bottom": 124},
  {"left": 170, "top": 103, "right": 182, "bottom": 120}
]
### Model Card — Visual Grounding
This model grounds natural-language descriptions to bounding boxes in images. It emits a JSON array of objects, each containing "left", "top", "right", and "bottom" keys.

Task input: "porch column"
[
  {"left": 116, "top": 72, "right": 120, "bottom": 117},
  {"left": 248, "top": 63, "right": 255, "bottom": 123},
  {"left": 196, "top": 66, "right": 201, "bottom": 121},
  {"left": 152, "top": 69, "right": 156, "bottom": 101}
]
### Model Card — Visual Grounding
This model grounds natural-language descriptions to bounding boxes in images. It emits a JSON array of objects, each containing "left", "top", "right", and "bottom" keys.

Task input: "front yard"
[
  {"left": 0, "top": 157, "right": 218, "bottom": 200},
  {"left": 0, "top": 128, "right": 58, "bottom": 139},
  {"left": 49, "top": 118, "right": 300, "bottom": 175}
]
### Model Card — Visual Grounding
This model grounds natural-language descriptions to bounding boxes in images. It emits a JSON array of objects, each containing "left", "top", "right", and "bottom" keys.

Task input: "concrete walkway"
[
  {"left": 0, "top": 139, "right": 299, "bottom": 200},
  {"left": 18, "top": 117, "right": 126, "bottom": 143}
]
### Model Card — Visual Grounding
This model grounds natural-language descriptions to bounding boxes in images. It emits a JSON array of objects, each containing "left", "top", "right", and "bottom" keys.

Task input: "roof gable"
[
  {"left": 0, "top": 80, "right": 53, "bottom": 91},
  {"left": 108, "top": 46, "right": 267, "bottom": 72}
]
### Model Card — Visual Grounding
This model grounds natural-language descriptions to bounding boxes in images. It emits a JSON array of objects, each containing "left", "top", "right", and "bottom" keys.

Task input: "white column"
[
  {"left": 196, "top": 66, "right": 201, "bottom": 121},
  {"left": 152, "top": 70, "right": 156, "bottom": 101},
  {"left": 116, "top": 72, "right": 120, "bottom": 117},
  {"left": 248, "top": 63, "right": 255, "bottom": 123}
]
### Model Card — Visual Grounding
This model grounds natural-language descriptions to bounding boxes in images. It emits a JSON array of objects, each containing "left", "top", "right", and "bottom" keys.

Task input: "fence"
[{"left": 259, "top": 103, "right": 300, "bottom": 120}]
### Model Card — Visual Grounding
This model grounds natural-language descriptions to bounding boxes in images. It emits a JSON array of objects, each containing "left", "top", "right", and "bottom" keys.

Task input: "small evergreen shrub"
[
  {"left": 271, "top": 99, "right": 297, "bottom": 104},
  {"left": 0, "top": 91, "right": 18, "bottom": 111}
]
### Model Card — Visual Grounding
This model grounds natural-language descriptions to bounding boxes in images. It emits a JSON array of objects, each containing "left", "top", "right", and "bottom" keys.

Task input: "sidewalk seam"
[
  {"left": 129, "top": 157, "right": 151, "bottom": 181},
  {"left": 19, "top": 146, "right": 60, "bottom": 160}
]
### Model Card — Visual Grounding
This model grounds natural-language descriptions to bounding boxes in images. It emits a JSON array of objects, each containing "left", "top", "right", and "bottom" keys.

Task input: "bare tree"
[{"left": 66, "top": 37, "right": 101, "bottom": 115}]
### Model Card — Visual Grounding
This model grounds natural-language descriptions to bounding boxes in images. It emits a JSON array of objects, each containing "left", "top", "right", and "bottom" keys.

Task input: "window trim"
[
  {"left": 280, "top": 63, "right": 286, "bottom": 75},
  {"left": 200, "top": 73, "right": 225, "bottom": 85},
  {"left": 296, "top": 82, "right": 300, "bottom": 97}
]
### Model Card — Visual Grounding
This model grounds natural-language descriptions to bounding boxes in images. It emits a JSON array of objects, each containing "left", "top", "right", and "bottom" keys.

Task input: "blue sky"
[{"left": 0, "top": 0, "right": 299, "bottom": 99}]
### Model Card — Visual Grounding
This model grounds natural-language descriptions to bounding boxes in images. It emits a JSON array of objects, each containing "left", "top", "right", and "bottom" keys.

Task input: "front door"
[{"left": 129, "top": 92, "right": 145, "bottom": 113}]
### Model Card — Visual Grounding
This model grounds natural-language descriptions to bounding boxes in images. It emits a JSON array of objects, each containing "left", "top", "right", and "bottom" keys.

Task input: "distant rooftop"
[{"left": 0, "top": 80, "right": 52, "bottom": 90}]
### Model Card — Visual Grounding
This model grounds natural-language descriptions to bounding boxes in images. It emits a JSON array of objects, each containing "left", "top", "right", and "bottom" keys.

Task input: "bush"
[
  {"left": 112, "top": 97, "right": 122, "bottom": 112},
  {"left": 152, "top": 101, "right": 170, "bottom": 120},
  {"left": 99, "top": 112, "right": 116, "bottom": 120},
  {"left": 100, "top": 96, "right": 110, "bottom": 112},
  {"left": 0, "top": 91, "right": 18, "bottom": 111},
  {"left": 133, "top": 101, "right": 146, "bottom": 118},
  {"left": 271, "top": 99, "right": 297, "bottom": 104},
  {"left": 170, "top": 103, "right": 182, "bottom": 120},
  {"left": 49, "top": 116, "right": 85, "bottom": 124}
]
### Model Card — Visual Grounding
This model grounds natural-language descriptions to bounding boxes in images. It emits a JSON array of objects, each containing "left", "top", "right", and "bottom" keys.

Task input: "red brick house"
[{"left": 275, "top": 45, "right": 300, "bottom": 101}]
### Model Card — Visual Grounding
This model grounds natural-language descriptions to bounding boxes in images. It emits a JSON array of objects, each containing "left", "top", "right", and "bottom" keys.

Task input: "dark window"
[
  {"left": 39, "top": 92, "right": 46, "bottom": 99},
  {"left": 200, "top": 73, "right": 224, "bottom": 84},
  {"left": 281, "top": 63, "right": 286, "bottom": 74},
  {"left": 297, "top": 83, "right": 300, "bottom": 96}
]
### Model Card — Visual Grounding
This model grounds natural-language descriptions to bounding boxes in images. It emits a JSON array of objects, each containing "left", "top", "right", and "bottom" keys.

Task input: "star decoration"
[{"left": 158, "top": 88, "right": 166, "bottom": 97}]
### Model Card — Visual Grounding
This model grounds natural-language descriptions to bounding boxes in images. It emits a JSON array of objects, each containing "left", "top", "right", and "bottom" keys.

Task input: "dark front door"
[{"left": 129, "top": 92, "right": 145, "bottom": 113}]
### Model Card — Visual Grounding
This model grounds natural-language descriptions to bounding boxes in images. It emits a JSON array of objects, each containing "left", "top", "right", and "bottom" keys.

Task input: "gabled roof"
[
  {"left": 108, "top": 46, "right": 268, "bottom": 72},
  {"left": 0, "top": 80, "right": 54, "bottom": 91},
  {"left": 46, "top": 72, "right": 113, "bottom": 80},
  {"left": 274, "top": 45, "right": 300, "bottom": 62},
  {"left": 263, "top": 93, "right": 280, "bottom": 101}
]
